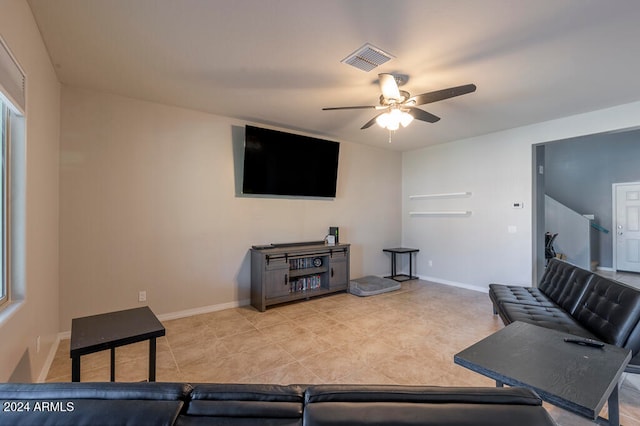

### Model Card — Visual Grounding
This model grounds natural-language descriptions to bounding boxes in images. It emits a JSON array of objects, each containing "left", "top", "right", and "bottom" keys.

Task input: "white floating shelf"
[
  {"left": 409, "top": 211, "right": 472, "bottom": 216},
  {"left": 409, "top": 192, "right": 471, "bottom": 200}
]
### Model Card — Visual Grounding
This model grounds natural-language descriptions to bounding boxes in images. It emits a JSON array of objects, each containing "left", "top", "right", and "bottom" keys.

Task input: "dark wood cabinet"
[{"left": 250, "top": 242, "right": 350, "bottom": 311}]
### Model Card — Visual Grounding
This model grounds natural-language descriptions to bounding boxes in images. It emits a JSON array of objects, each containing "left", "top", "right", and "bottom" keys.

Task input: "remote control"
[{"left": 563, "top": 337, "right": 605, "bottom": 348}]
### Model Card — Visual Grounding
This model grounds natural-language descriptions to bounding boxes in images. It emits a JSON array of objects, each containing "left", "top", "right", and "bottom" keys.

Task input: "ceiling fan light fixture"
[
  {"left": 376, "top": 109, "right": 413, "bottom": 130},
  {"left": 386, "top": 120, "right": 400, "bottom": 131},
  {"left": 376, "top": 112, "right": 390, "bottom": 128},
  {"left": 400, "top": 111, "right": 414, "bottom": 127}
]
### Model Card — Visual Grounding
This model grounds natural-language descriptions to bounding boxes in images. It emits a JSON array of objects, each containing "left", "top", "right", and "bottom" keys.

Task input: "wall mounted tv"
[{"left": 242, "top": 125, "right": 340, "bottom": 198}]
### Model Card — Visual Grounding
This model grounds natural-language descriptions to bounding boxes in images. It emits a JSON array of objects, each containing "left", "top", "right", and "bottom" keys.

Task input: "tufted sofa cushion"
[
  {"left": 546, "top": 267, "right": 593, "bottom": 314},
  {"left": 497, "top": 303, "right": 600, "bottom": 340},
  {"left": 572, "top": 275, "right": 640, "bottom": 348},
  {"left": 536, "top": 259, "right": 593, "bottom": 313},
  {"left": 489, "top": 284, "right": 556, "bottom": 309},
  {"left": 537, "top": 258, "right": 577, "bottom": 299},
  {"left": 488, "top": 258, "right": 593, "bottom": 316}
]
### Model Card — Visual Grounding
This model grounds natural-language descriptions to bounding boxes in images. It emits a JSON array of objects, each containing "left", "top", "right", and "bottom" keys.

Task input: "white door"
[{"left": 615, "top": 183, "right": 640, "bottom": 273}]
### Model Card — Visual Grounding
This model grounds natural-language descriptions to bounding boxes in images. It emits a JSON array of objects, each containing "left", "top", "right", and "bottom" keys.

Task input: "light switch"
[{"left": 508, "top": 226, "right": 517, "bottom": 234}]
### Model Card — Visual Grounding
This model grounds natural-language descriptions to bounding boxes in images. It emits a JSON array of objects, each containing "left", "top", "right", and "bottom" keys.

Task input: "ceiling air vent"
[{"left": 341, "top": 43, "right": 394, "bottom": 72}]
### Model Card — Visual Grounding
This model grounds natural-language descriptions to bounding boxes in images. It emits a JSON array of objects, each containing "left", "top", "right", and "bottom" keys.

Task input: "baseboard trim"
[
  {"left": 418, "top": 275, "right": 489, "bottom": 293},
  {"left": 597, "top": 266, "right": 615, "bottom": 272},
  {"left": 156, "top": 299, "right": 251, "bottom": 322}
]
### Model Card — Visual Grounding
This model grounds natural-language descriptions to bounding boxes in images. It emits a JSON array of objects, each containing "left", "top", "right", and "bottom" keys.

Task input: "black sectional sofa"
[
  {"left": 490, "top": 258, "right": 640, "bottom": 373},
  {"left": 0, "top": 382, "right": 557, "bottom": 425}
]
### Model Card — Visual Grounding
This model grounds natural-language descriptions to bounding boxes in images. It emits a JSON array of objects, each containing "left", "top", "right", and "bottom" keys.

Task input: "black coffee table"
[
  {"left": 70, "top": 306, "right": 165, "bottom": 382},
  {"left": 454, "top": 321, "right": 631, "bottom": 426}
]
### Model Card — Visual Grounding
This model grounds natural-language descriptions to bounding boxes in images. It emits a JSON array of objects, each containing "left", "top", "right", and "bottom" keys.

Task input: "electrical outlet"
[
  {"left": 138, "top": 291, "right": 147, "bottom": 302},
  {"left": 428, "top": 260, "right": 433, "bottom": 267}
]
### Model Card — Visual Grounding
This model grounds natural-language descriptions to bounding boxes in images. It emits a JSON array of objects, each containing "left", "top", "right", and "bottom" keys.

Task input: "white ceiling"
[{"left": 26, "top": 0, "right": 640, "bottom": 151}]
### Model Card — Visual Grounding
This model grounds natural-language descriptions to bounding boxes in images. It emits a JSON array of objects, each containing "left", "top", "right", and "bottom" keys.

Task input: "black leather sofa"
[
  {"left": 0, "top": 382, "right": 557, "bottom": 425},
  {"left": 489, "top": 258, "right": 640, "bottom": 373}
]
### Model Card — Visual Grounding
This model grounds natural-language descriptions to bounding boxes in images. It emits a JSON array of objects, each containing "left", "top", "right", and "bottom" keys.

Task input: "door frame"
[{"left": 612, "top": 181, "right": 640, "bottom": 273}]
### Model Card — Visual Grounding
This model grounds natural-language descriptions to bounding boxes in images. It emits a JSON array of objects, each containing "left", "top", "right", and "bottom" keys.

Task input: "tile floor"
[{"left": 46, "top": 280, "right": 640, "bottom": 425}]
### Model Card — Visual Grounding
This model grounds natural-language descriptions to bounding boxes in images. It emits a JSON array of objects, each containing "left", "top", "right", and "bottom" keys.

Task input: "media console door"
[
  {"left": 250, "top": 243, "right": 350, "bottom": 312},
  {"left": 329, "top": 250, "right": 348, "bottom": 289},
  {"left": 264, "top": 258, "right": 289, "bottom": 299}
]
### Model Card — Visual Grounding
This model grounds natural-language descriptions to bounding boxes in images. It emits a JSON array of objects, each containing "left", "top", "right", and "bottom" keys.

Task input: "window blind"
[{"left": 0, "top": 36, "right": 25, "bottom": 115}]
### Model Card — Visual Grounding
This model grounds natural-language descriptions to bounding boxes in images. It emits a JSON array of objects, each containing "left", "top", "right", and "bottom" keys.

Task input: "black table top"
[
  {"left": 383, "top": 247, "right": 419, "bottom": 253},
  {"left": 454, "top": 321, "right": 631, "bottom": 420},
  {"left": 70, "top": 306, "right": 165, "bottom": 357}
]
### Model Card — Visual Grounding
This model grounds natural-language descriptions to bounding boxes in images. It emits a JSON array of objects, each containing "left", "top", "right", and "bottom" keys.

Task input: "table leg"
[
  {"left": 110, "top": 348, "right": 116, "bottom": 381},
  {"left": 607, "top": 383, "right": 620, "bottom": 426},
  {"left": 391, "top": 253, "right": 397, "bottom": 277},
  {"left": 496, "top": 380, "right": 504, "bottom": 388},
  {"left": 409, "top": 252, "right": 413, "bottom": 278},
  {"left": 71, "top": 356, "right": 81, "bottom": 382},
  {"left": 149, "top": 337, "right": 157, "bottom": 382}
]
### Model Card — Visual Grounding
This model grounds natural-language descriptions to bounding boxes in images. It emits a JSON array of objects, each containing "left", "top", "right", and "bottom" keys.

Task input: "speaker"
[{"left": 329, "top": 227, "right": 339, "bottom": 244}]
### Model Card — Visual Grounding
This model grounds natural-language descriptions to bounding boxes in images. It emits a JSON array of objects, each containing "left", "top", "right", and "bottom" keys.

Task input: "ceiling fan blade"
[
  {"left": 407, "top": 107, "right": 440, "bottom": 123},
  {"left": 361, "top": 112, "right": 385, "bottom": 129},
  {"left": 379, "top": 73, "right": 401, "bottom": 101},
  {"left": 409, "top": 84, "right": 477, "bottom": 106},
  {"left": 322, "top": 105, "right": 377, "bottom": 111}
]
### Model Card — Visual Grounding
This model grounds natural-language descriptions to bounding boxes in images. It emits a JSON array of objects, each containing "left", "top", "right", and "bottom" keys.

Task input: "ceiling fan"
[{"left": 323, "top": 73, "right": 476, "bottom": 132}]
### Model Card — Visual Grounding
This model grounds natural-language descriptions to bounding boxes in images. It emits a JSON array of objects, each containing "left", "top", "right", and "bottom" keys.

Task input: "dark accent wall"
[{"left": 544, "top": 129, "right": 640, "bottom": 268}]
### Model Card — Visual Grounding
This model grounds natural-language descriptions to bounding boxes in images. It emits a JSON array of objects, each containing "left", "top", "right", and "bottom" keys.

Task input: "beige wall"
[
  {"left": 59, "top": 87, "right": 402, "bottom": 330},
  {"left": 0, "top": 0, "right": 60, "bottom": 382}
]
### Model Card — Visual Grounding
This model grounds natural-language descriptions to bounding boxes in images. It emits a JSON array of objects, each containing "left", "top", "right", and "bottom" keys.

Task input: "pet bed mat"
[{"left": 349, "top": 275, "right": 401, "bottom": 297}]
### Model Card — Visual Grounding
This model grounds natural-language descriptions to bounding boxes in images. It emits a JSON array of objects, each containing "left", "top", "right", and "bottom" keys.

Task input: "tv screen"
[{"left": 242, "top": 125, "right": 340, "bottom": 198}]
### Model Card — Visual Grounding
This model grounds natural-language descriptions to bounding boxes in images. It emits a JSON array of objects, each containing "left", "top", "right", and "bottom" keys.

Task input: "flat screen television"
[{"left": 242, "top": 125, "right": 340, "bottom": 198}]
